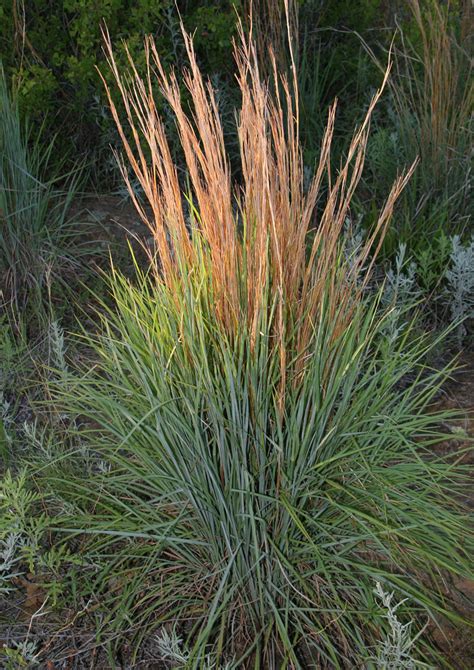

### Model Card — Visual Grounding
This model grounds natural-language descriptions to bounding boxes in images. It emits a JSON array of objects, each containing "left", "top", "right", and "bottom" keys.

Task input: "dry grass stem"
[{"left": 100, "top": 12, "right": 415, "bottom": 393}]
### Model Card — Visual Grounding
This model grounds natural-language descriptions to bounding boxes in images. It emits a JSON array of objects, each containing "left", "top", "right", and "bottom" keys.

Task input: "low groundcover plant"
[{"left": 47, "top": 15, "right": 471, "bottom": 669}]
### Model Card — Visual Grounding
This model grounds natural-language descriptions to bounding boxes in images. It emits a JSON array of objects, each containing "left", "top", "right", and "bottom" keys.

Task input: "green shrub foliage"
[
  {"left": 0, "top": 0, "right": 241, "bottom": 178},
  {"left": 0, "top": 1, "right": 410, "bottom": 182}
]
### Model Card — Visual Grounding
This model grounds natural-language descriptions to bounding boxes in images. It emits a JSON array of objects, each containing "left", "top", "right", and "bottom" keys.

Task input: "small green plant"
[
  {"left": 1, "top": 640, "right": 40, "bottom": 669},
  {"left": 0, "top": 471, "right": 48, "bottom": 572},
  {"left": 155, "top": 628, "right": 191, "bottom": 666},
  {"left": 413, "top": 231, "right": 452, "bottom": 295},
  {"left": 383, "top": 243, "right": 420, "bottom": 307},
  {"left": 155, "top": 627, "right": 234, "bottom": 669},
  {"left": 379, "top": 243, "right": 422, "bottom": 350},
  {"left": 0, "top": 467, "right": 80, "bottom": 621},
  {"left": 0, "top": 531, "right": 22, "bottom": 594},
  {"left": 444, "top": 234, "right": 474, "bottom": 347}
]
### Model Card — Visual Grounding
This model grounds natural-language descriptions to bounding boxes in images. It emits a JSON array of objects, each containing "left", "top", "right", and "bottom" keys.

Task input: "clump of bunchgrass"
[
  {"left": 46, "top": 12, "right": 472, "bottom": 669},
  {"left": 0, "top": 63, "right": 84, "bottom": 327},
  {"left": 367, "top": 0, "right": 472, "bottom": 223}
]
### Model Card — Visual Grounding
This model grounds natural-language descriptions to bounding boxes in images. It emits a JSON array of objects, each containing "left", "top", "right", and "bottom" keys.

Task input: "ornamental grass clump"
[
  {"left": 368, "top": 0, "right": 472, "bottom": 220},
  {"left": 0, "top": 64, "right": 82, "bottom": 322},
  {"left": 52, "top": 15, "right": 472, "bottom": 669}
]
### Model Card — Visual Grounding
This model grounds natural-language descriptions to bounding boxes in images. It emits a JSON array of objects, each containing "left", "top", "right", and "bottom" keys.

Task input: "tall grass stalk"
[
  {"left": 47, "top": 15, "right": 472, "bottom": 669},
  {"left": 99, "top": 18, "right": 415, "bottom": 398},
  {"left": 404, "top": 0, "right": 472, "bottom": 194}
]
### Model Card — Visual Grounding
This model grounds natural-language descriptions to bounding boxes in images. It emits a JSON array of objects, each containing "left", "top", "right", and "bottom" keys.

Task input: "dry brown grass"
[{"left": 99, "top": 9, "right": 415, "bottom": 395}]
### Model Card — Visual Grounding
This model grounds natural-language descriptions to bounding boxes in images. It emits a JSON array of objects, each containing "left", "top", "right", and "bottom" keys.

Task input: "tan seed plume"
[{"left": 100, "top": 10, "right": 416, "bottom": 397}]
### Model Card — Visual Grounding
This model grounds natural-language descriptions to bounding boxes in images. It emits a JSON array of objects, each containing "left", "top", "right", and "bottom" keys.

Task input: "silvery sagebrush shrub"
[
  {"left": 379, "top": 243, "right": 421, "bottom": 349},
  {"left": 0, "top": 472, "right": 43, "bottom": 565},
  {"left": 0, "top": 530, "right": 22, "bottom": 594},
  {"left": 383, "top": 243, "right": 420, "bottom": 307},
  {"left": 155, "top": 628, "right": 191, "bottom": 665},
  {"left": 0, "top": 472, "right": 35, "bottom": 594},
  {"left": 373, "top": 582, "right": 429, "bottom": 670},
  {"left": 1, "top": 640, "right": 40, "bottom": 669},
  {"left": 155, "top": 628, "right": 234, "bottom": 668},
  {"left": 444, "top": 234, "right": 474, "bottom": 346}
]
